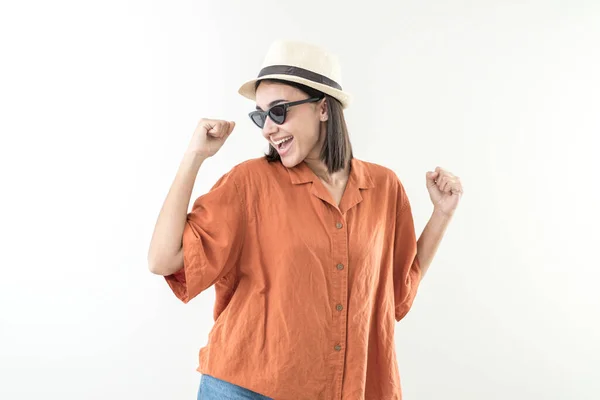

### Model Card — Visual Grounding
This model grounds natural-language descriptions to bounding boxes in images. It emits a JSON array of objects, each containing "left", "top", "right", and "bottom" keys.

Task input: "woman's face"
[{"left": 255, "top": 81, "right": 328, "bottom": 168}]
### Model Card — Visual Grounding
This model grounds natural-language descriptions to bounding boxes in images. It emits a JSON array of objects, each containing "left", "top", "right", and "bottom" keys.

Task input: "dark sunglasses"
[{"left": 248, "top": 97, "right": 323, "bottom": 128}]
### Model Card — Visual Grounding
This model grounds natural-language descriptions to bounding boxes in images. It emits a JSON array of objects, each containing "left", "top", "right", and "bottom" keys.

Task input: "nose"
[{"left": 262, "top": 115, "right": 279, "bottom": 138}]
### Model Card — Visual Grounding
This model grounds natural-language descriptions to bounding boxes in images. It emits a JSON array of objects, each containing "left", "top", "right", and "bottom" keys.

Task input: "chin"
[
  {"left": 279, "top": 145, "right": 307, "bottom": 168},
  {"left": 280, "top": 155, "right": 303, "bottom": 169}
]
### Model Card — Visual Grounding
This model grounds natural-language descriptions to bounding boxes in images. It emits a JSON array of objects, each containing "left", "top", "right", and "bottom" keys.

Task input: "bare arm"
[
  {"left": 416, "top": 209, "right": 453, "bottom": 278},
  {"left": 147, "top": 151, "right": 206, "bottom": 276},
  {"left": 416, "top": 167, "right": 463, "bottom": 277},
  {"left": 147, "top": 118, "right": 235, "bottom": 276}
]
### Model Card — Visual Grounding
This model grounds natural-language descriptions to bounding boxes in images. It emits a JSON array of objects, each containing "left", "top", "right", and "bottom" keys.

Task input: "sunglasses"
[{"left": 248, "top": 97, "right": 323, "bottom": 128}]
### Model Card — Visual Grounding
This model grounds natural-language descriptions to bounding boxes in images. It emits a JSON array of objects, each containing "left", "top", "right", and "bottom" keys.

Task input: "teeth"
[{"left": 273, "top": 136, "right": 292, "bottom": 145}]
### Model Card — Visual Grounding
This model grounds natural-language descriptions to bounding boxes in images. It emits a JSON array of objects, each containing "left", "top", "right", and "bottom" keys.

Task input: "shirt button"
[
  {"left": 336, "top": 263, "right": 344, "bottom": 270},
  {"left": 334, "top": 344, "right": 342, "bottom": 351},
  {"left": 336, "top": 222, "right": 343, "bottom": 229},
  {"left": 336, "top": 304, "right": 343, "bottom": 311}
]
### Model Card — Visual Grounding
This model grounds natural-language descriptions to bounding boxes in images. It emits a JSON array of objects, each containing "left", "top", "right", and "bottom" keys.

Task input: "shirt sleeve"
[
  {"left": 164, "top": 167, "right": 246, "bottom": 304},
  {"left": 394, "top": 180, "right": 422, "bottom": 322}
]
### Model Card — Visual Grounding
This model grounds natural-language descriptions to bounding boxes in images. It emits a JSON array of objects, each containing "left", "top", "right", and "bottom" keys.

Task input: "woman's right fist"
[{"left": 186, "top": 118, "right": 236, "bottom": 159}]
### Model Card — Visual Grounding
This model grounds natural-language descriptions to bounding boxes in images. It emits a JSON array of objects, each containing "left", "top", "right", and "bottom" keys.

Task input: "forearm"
[
  {"left": 416, "top": 209, "right": 453, "bottom": 277},
  {"left": 147, "top": 151, "right": 206, "bottom": 275}
]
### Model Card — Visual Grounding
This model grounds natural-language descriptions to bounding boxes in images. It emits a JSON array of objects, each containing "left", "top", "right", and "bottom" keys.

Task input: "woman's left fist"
[{"left": 426, "top": 167, "right": 463, "bottom": 216}]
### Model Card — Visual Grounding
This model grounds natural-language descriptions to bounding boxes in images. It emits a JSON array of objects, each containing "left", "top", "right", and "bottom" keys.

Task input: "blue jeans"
[{"left": 197, "top": 374, "right": 273, "bottom": 400}]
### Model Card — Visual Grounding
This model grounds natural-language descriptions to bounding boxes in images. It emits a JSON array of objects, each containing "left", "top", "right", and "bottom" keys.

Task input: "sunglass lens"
[
  {"left": 269, "top": 105, "right": 286, "bottom": 124},
  {"left": 250, "top": 112, "right": 266, "bottom": 128}
]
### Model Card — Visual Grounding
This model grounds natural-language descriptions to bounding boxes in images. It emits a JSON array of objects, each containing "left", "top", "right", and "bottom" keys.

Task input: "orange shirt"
[{"left": 165, "top": 157, "right": 422, "bottom": 400}]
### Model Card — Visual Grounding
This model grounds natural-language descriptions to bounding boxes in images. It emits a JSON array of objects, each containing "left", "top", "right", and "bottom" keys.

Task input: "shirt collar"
[{"left": 286, "top": 158, "right": 375, "bottom": 189}]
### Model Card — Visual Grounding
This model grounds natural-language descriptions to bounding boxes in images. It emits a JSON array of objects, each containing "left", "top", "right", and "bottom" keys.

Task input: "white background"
[{"left": 1, "top": 1, "right": 599, "bottom": 399}]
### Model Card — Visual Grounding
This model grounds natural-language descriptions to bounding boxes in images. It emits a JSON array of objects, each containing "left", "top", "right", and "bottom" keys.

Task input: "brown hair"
[{"left": 255, "top": 79, "right": 353, "bottom": 174}]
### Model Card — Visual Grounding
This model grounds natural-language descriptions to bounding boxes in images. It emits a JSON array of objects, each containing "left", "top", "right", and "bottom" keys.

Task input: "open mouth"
[{"left": 272, "top": 136, "right": 293, "bottom": 154}]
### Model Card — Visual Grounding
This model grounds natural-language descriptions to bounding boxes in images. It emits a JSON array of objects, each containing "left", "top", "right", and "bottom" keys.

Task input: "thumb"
[{"left": 223, "top": 121, "right": 236, "bottom": 138}]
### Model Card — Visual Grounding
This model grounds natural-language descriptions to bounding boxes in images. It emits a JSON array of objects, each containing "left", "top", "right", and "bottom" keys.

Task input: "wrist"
[
  {"left": 432, "top": 207, "right": 454, "bottom": 220},
  {"left": 183, "top": 150, "right": 207, "bottom": 165}
]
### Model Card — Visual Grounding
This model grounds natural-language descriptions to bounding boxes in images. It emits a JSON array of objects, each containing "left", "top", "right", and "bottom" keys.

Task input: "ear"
[{"left": 318, "top": 98, "right": 328, "bottom": 122}]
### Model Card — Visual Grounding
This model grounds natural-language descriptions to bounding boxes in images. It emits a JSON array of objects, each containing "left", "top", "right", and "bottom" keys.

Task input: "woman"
[{"left": 148, "top": 40, "right": 463, "bottom": 400}]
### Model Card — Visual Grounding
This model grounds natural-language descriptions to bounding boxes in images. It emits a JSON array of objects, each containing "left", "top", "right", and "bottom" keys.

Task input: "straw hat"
[{"left": 238, "top": 40, "right": 352, "bottom": 108}]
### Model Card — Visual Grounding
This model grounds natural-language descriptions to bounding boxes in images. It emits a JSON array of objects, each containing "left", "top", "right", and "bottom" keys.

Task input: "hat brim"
[{"left": 238, "top": 74, "right": 352, "bottom": 109}]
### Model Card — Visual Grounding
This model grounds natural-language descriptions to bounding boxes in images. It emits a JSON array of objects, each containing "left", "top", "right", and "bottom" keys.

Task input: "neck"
[{"left": 304, "top": 158, "right": 350, "bottom": 186}]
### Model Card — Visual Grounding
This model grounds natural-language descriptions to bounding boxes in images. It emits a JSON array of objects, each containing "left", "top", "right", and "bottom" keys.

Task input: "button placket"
[{"left": 330, "top": 214, "right": 348, "bottom": 400}]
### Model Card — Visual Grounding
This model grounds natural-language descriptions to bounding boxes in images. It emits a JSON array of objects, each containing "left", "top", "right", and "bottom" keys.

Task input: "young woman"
[{"left": 148, "top": 40, "right": 463, "bottom": 400}]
